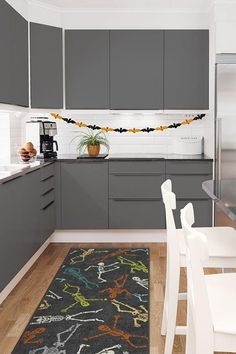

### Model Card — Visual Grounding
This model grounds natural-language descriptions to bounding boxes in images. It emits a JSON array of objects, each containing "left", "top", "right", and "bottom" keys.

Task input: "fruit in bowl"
[{"left": 18, "top": 142, "right": 37, "bottom": 163}]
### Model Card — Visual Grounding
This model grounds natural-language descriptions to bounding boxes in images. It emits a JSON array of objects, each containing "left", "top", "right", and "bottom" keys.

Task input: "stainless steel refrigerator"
[{"left": 215, "top": 54, "right": 236, "bottom": 227}]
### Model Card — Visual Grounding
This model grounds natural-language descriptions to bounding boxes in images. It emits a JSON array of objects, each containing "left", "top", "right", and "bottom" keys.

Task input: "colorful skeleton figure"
[
  {"left": 84, "top": 314, "right": 148, "bottom": 349},
  {"left": 118, "top": 257, "right": 148, "bottom": 274},
  {"left": 21, "top": 327, "right": 46, "bottom": 345},
  {"left": 61, "top": 283, "right": 106, "bottom": 313},
  {"left": 30, "top": 309, "right": 104, "bottom": 325},
  {"left": 131, "top": 249, "right": 149, "bottom": 254},
  {"left": 77, "top": 344, "right": 129, "bottom": 354},
  {"left": 55, "top": 277, "right": 66, "bottom": 283},
  {"left": 31, "top": 315, "right": 65, "bottom": 325},
  {"left": 29, "top": 323, "right": 81, "bottom": 354},
  {"left": 63, "top": 267, "right": 98, "bottom": 289},
  {"left": 70, "top": 249, "right": 95, "bottom": 265},
  {"left": 39, "top": 300, "right": 51, "bottom": 311},
  {"left": 99, "top": 274, "right": 130, "bottom": 299},
  {"left": 92, "top": 248, "right": 137, "bottom": 263},
  {"left": 85, "top": 262, "right": 120, "bottom": 283},
  {"left": 132, "top": 293, "right": 148, "bottom": 303},
  {"left": 132, "top": 276, "right": 149, "bottom": 290},
  {"left": 46, "top": 290, "right": 63, "bottom": 300},
  {"left": 111, "top": 299, "right": 148, "bottom": 328}
]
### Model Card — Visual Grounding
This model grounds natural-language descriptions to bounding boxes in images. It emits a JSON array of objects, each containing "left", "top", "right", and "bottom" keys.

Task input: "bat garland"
[{"left": 50, "top": 113, "right": 206, "bottom": 134}]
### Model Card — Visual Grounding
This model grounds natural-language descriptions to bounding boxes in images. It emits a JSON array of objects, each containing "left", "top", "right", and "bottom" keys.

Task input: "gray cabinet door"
[
  {"left": 30, "top": 23, "right": 63, "bottom": 109},
  {"left": 174, "top": 199, "right": 212, "bottom": 228},
  {"left": 164, "top": 30, "right": 209, "bottom": 109},
  {"left": 0, "top": 0, "right": 28, "bottom": 107},
  {"left": 0, "top": 171, "right": 40, "bottom": 291},
  {"left": 109, "top": 199, "right": 165, "bottom": 229},
  {"left": 65, "top": 30, "right": 109, "bottom": 109},
  {"left": 61, "top": 162, "right": 108, "bottom": 229},
  {"left": 110, "top": 30, "right": 164, "bottom": 109}
]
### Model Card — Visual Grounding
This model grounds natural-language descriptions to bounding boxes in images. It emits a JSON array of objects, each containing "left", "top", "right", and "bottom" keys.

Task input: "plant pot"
[{"left": 87, "top": 144, "right": 100, "bottom": 157}]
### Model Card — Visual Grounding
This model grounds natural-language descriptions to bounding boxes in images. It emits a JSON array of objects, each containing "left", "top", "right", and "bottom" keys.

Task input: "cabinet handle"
[
  {"left": 110, "top": 173, "right": 164, "bottom": 176},
  {"left": 41, "top": 175, "right": 54, "bottom": 182},
  {"left": 41, "top": 188, "right": 54, "bottom": 197},
  {"left": 166, "top": 173, "right": 212, "bottom": 176},
  {"left": 111, "top": 198, "right": 161, "bottom": 202},
  {"left": 42, "top": 201, "right": 55, "bottom": 211}
]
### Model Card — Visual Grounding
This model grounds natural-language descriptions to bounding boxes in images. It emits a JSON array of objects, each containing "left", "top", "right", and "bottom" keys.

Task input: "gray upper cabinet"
[
  {"left": 65, "top": 30, "right": 109, "bottom": 109},
  {"left": 0, "top": 0, "right": 28, "bottom": 107},
  {"left": 110, "top": 30, "right": 164, "bottom": 110},
  {"left": 30, "top": 23, "right": 63, "bottom": 109},
  {"left": 164, "top": 30, "right": 209, "bottom": 110}
]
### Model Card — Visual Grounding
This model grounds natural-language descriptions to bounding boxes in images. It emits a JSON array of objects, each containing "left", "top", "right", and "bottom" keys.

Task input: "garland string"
[{"left": 50, "top": 113, "right": 206, "bottom": 134}]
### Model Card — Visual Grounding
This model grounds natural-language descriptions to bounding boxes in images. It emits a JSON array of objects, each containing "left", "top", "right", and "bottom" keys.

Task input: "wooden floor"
[{"left": 0, "top": 243, "right": 229, "bottom": 354}]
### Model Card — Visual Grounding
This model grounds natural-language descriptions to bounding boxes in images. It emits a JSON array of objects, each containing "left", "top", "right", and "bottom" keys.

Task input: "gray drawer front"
[
  {"left": 40, "top": 189, "right": 55, "bottom": 209},
  {"left": 41, "top": 164, "right": 55, "bottom": 181},
  {"left": 166, "top": 161, "right": 212, "bottom": 175},
  {"left": 109, "top": 199, "right": 165, "bottom": 229},
  {"left": 40, "top": 176, "right": 55, "bottom": 195},
  {"left": 174, "top": 199, "right": 212, "bottom": 228},
  {"left": 109, "top": 174, "right": 165, "bottom": 199},
  {"left": 167, "top": 174, "right": 211, "bottom": 199},
  {"left": 109, "top": 161, "right": 165, "bottom": 174}
]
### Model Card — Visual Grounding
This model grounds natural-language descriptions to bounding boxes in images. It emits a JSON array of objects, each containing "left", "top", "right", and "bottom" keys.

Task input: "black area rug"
[{"left": 12, "top": 248, "right": 150, "bottom": 354}]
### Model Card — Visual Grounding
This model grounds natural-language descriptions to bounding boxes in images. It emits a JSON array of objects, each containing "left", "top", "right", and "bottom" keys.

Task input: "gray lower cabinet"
[
  {"left": 0, "top": 0, "right": 28, "bottom": 107},
  {"left": 0, "top": 170, "right": 40, "bottom": 291},
  {"left": 109, "top": 160, "right": 166, "bottom": 229},
  {"left": 65, "top": 30, "right": 109, "bottom": 109},
  {"left": 30, "top": 23, "right": 63, "bottom": 109},
  {"left": 166, "top": 160, "right": 213, "bottom": 227},
  {"left": 60, "top": 161, "right": 108, "bottom": 229},
  {"left": 110, "top": 30, "right": 164, "bottom": 109},
  {"left": 174, "top": 200, "right": 212, "bottom": 228},
  {"left": 164, "top": 30, "right": 209, "bottom": 110}
]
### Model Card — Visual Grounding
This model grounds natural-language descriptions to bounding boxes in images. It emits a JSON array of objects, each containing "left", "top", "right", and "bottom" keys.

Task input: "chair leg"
[
  {"left": 161, "top": 279, "right": 168, "bottom": 336},
  {"left": 185, "top": 306, "right": 195, "bottom": 354},
  {"left": 163, "top": 267, "right": 180, "bottom": 354}
]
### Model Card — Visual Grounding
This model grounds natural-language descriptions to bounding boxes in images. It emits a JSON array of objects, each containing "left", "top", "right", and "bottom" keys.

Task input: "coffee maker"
[{"left": 26, "top": 120, "right": 58, "bottom": 159}]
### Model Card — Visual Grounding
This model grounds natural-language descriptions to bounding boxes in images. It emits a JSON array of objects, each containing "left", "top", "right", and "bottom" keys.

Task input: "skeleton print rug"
[{"left": 12, "top": 248, "right": 150, "bottom": 354}]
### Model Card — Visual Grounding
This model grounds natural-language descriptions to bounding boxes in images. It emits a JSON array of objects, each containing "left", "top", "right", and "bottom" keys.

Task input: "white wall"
[
  {"left": 20, "top": 112, "right": 208, "bottom": 156},
  {"left": 62, "top": 10, "right": 209, "bottom": 29},
  {"left": 214, "top": 2, "right": 236, "bottom": 53}
]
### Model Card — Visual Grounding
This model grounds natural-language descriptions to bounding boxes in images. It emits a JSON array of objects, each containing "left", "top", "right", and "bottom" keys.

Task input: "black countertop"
[
  {"left": 202, "top": 179, "right": 236, "bottom": 221},
  {"left": 57, "top": 153, "right": 213, "bottom": 161}
]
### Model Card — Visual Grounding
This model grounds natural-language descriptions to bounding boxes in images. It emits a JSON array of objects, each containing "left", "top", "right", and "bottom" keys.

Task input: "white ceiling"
[{"left": 32, "top": 0, "right": 212, "bottom": 11}]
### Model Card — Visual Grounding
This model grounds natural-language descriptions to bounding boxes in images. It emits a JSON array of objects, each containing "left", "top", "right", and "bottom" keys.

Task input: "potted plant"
[{"left": 73, "top": 129, "right": 110, "bottom": 157}]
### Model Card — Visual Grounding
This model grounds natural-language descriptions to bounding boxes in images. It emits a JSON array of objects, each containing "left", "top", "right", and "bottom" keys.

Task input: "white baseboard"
[
  {"left": 51, "top": 229, "right": 167, "bottom": 243},
  {"left": 0, "top": 237, "right": 51, "bottom": 305}
]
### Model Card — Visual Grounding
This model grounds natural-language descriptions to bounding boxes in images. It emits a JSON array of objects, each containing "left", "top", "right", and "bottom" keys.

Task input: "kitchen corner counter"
[
  {"left": 0, "top": 160, "right": 54, "bottom": 184},
  {"left": 202, "top": 179, "right": 236, "bottom": 221}
]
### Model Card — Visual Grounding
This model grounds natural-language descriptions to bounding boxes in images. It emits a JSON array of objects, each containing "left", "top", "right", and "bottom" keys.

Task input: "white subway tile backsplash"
[{"left": 3, "top": 111, "right": 209, "bottom": 157}]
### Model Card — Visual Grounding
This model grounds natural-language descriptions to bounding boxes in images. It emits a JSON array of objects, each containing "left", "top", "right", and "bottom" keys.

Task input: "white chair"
[
  {"left": 161, "top": 179, "right": 236, "bottom": 354},
  {"left": 181, "top": 203, "right": 236, "bottom": 354}
]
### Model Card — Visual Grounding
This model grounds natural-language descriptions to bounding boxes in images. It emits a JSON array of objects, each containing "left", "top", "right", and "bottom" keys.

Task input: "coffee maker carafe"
[{"left": 26, "top": 120, "right": 58, "bottom": 159}]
